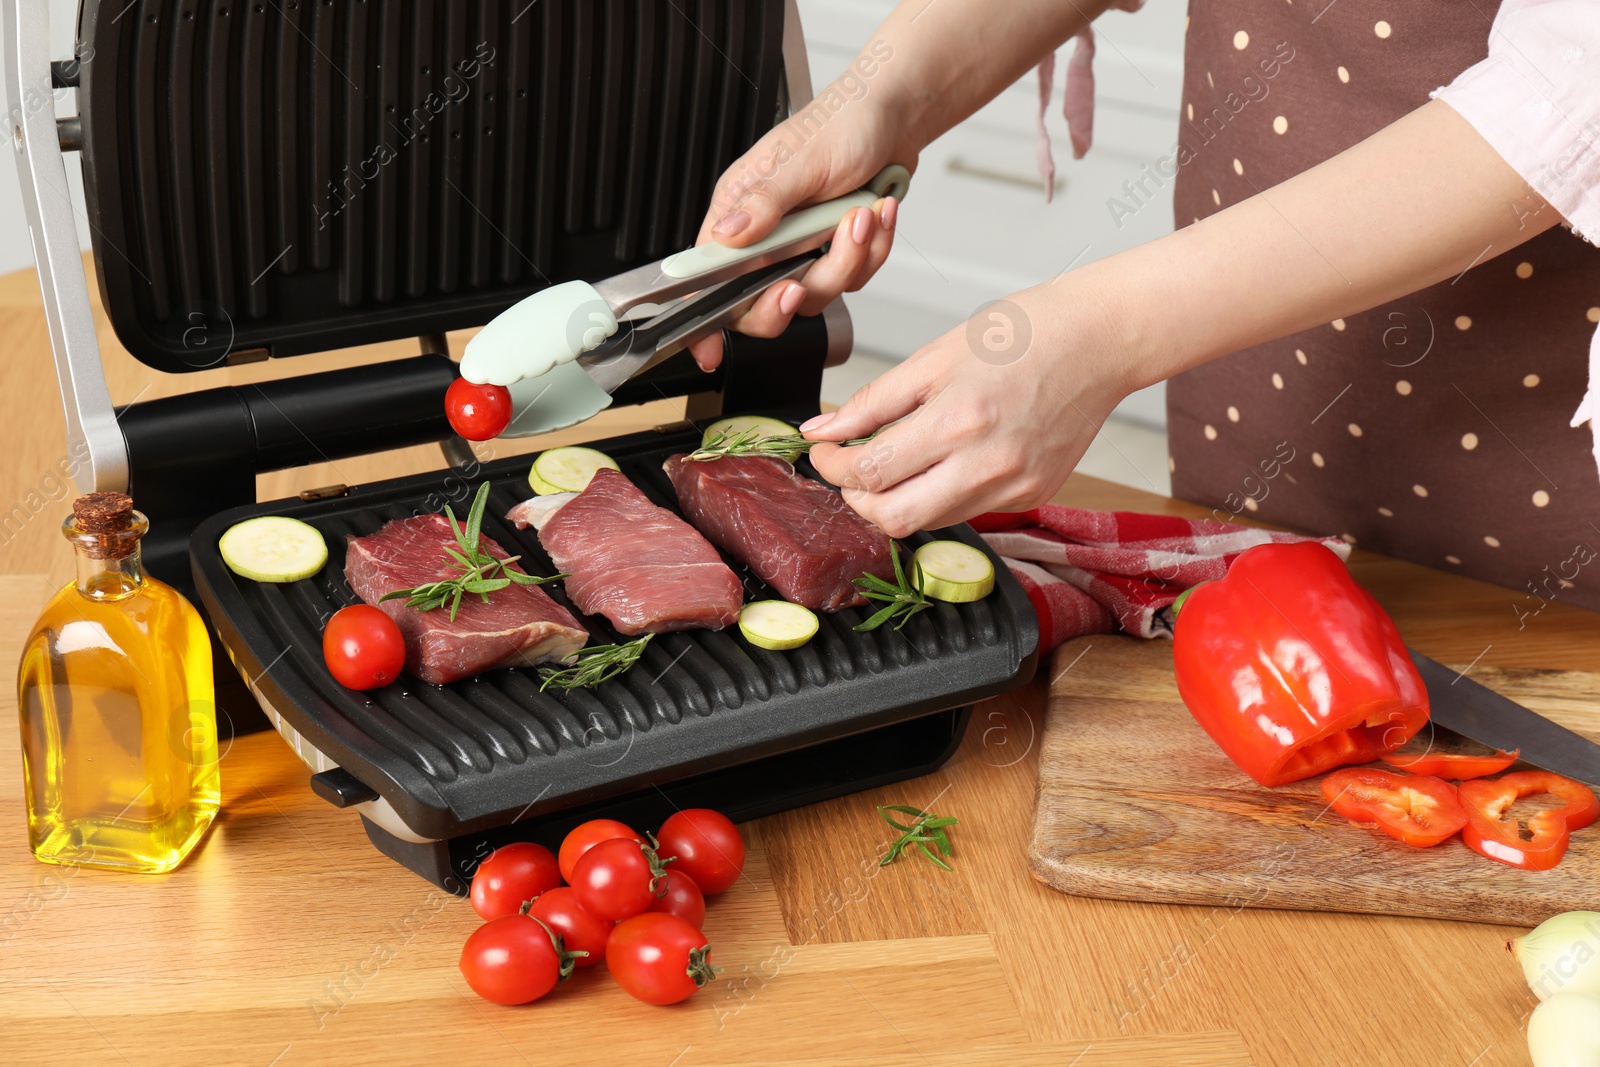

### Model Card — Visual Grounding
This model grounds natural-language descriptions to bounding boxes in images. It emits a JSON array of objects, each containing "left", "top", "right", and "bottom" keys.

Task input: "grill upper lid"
[{"left": 78, "top": 0, "right": 788, "bottom": 372}]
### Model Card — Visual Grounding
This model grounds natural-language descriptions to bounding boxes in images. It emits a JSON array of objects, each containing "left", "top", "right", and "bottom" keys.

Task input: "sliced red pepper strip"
[
  {"left": 1321, "top": 767, "right": 1468, "bottom": 848},
  {"left": 1379, "top": 748, "right": 1519, "bottom": 780},
  {"left": 1173, "top": 542, "right": 1430, "bottom": 787},
  {"left": 1457, "top": 771, "right": 1599, "bottom": 870}
]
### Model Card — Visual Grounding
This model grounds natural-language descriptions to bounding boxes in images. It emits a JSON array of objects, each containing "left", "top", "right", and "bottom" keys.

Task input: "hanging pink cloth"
[{"left": 1034, "top": 2, "right": 1146, "bottom": 200}]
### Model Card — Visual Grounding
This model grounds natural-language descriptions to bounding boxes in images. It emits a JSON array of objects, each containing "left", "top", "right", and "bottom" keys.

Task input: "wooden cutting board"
[{"left": 1028, "top": 636, "right": 1600, "bottom": 927}]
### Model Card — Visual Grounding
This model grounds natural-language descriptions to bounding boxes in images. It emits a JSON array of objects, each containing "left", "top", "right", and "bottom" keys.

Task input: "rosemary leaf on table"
[
  {"left": 852, "top": 542, "right": 932, "bottom": 632},
  {"left": 379, "top": 482, "right": 564, "bottom": 621},
  {"left": 539, "top": 634, "right": 655, "bottom": 691},
  {"left": 877, "top": 805, "right": 959, "bottom": 871}
]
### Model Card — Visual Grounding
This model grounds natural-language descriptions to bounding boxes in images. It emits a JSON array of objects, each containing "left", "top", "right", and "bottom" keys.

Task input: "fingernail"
[
  {"left": 851, "top": 207, "right": 873, "bottom": 245},
  {"left": 778, "top": 282, "right": 805, "bottom": 316},
  {"left": 800, "top": 411, "right": 835, "bottom": 433},
  {"left": 882, "top": 196, "right": 898, "bottom": 232},
  {"left": 713, "top": 210, "right": 751, "bottom": 239}
]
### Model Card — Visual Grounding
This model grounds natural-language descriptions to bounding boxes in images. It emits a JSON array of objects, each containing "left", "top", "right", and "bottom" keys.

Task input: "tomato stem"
[
  {"left": 686, "top": 944, "right": 721, "bottom": 988},
  {"left": 640, "top": 831, "right": 675, "bottom": 898},
  {"left": 528, "top": 915, "right": 585, "bottom": 981}
]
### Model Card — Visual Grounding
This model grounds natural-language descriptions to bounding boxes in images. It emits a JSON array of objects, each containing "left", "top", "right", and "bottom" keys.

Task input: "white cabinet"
[{"left": 795, "top": 0, "right": 1187, "bottom": 429}]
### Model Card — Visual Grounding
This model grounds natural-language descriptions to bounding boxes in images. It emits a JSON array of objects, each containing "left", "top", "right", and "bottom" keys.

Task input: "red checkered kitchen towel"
[{"left": 968, "top": 507, "right": 1350, "bottom": 655}]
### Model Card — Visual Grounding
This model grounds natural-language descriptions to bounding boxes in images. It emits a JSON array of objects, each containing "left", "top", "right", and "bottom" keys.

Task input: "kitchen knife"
[{"left": 1410, "top": 649, "right": 1600, "bottom": 789}]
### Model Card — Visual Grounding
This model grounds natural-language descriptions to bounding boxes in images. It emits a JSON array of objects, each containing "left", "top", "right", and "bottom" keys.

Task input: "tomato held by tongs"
[
  {"left": 1172, "top": 542, "right": 1430, "bottom": 787},
  {"left": 1458, "top": 771, "right": 1600, "bottom": 870}
]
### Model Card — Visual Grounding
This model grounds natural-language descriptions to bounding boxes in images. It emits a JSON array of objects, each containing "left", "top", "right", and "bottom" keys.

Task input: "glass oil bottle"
[{"left": 17, "top": 492, "right": 220, "bottom": 873}]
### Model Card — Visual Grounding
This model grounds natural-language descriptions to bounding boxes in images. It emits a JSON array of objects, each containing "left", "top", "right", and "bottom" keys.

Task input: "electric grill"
[{"left": 9, "top": 0, "right": 1039, "bottom": 889}]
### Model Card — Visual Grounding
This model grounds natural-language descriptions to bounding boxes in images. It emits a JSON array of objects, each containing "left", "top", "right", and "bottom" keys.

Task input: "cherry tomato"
[
  {"left": 470, "top": 843, "right": 561, "bottom": 921},
  {"left": 607, "top": 913, "right": 719, "bottom": 1005},
  {"left": 557, "top": 819, "right": 638, "bottom": 884},
  {"left": 526, "top": 887, "right": 613, "bottom": 969},
  {"left": 445, "top": 377, "right": 512, "bottom": 441},
  {"left": 322, "top": 605, "right": 407, "bottom": 690},
  {"left": 646, "top": 869, "right": 706, "bottom": 928},
  {"left": 459, "top": 914, "right": 574, "bottom": 1005},
  {"left": 571, "top": 836, "right": 667, "bottom": 922},
  {"left": 656, "top": 809, "right": 744, "bottom": 895}
]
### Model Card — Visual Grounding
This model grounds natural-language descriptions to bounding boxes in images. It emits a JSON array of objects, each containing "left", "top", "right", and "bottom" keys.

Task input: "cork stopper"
[
  {"left": 70, "top": 492, "right": 141, "bottom": 560},
  {"left": 73, "top": 492, "right": 135, "bottom": 533}
]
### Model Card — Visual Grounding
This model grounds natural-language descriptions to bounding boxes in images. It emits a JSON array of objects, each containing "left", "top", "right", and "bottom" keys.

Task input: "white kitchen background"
[{"left": 0, "top": 0, "right": 1185, "bottom": 494}]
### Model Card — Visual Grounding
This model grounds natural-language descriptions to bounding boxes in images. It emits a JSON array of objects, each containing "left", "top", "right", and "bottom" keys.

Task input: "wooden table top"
[{"left": 3, "top": 258, "right": 1596, "bottom": 1067}]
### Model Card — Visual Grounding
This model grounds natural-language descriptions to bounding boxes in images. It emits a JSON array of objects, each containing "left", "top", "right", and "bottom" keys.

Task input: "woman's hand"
[
  {"left": 685, "top": 0, "right": 1120, "bottom": 371},
  {"left": 687, "top": 78, "right": 911, "bottom": 372},
  {"left": 803, "top": 280, "right": 1136, "bottom": 537},
  {"left": 803, "top": 98, "right": 1560, "bottom": 537}
]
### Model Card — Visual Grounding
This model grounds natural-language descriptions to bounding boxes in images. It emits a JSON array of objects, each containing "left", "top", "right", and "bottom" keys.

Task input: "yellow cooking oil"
[{"left": 17, "top": 493, "right": 220, "bottom": 873}]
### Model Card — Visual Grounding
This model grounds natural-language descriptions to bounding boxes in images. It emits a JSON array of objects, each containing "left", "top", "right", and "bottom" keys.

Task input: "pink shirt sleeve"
[
  {"left": 1432, "top": 0, "right": 1600, "bottom": 246},
  {"left": 1432, "top": 0, "right": 1600, "bottom": 481}
]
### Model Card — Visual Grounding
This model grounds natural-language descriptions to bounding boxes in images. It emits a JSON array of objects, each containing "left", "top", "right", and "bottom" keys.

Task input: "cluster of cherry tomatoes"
[{"left": 459, "top": 809, "right": 746, "bottom": 1007}]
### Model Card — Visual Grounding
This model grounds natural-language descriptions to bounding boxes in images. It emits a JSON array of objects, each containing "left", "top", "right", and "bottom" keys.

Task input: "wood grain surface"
[
  {"left": 4, "top": 257, "right": 1600, "bottom": 1065},
  {"left": 1029, "top": 637, "right": 1600, "bottom": 927}
]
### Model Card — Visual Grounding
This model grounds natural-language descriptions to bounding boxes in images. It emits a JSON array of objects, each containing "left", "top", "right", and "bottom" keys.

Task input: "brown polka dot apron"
[{"left": 1168, "top": 0, "right": 1600, "bottom": 616}]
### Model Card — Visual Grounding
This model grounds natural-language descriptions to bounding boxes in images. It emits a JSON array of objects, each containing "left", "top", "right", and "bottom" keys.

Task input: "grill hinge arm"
[{"left": 4, "top": 0, "right": 128, "bottom": 493}]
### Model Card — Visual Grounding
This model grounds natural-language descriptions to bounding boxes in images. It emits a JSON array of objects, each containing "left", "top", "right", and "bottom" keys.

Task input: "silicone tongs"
[{"left": 460, "top": 165, "right": 910, "bottom": 436}]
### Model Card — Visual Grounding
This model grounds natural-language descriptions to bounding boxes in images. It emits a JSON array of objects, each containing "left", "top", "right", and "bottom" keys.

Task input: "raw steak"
[
  {"left": 344, "top": 513, "right": 587, "bottom": 685},
  {"left": 512, "top": 467, "right": 743, "bottom": 635},
  {"left": 663, "top": 454, "right": 894, "bottom": 612}
]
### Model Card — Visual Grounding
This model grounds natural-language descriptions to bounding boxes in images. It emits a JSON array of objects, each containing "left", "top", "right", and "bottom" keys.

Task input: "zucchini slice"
[
  {"left": 529, "top": 446, "right": 620, "bottom": 494},
  {"left": 219, "top": 516, "right": 328, "bottom": 583},
  {"left": 738, "top": 600, "right": 819, "bottom": 651},
  {"left": 912, "top": 541, "right": 996, "bottom": 603}
]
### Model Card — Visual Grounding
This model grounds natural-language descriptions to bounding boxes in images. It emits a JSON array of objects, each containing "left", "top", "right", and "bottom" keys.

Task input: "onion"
[
  {"left": 1528, "top": 992, "right": 1600, "bottom": 1067},
  {"left": 1511, "top": 912, "right": 1600, "bottom": 1000}
]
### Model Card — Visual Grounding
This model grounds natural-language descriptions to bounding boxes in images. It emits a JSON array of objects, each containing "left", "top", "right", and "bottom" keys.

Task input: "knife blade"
[{"left": 1409, "top": 649, "right": 1600, "bottom": 789}]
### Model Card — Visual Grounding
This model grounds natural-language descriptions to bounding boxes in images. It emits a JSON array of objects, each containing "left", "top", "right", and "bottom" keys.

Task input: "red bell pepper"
[
  {"left": 1320, "top": 767, "right": 1468, "bottom": 848},
  {"left": 1172, "top": 542, "right": 1429, "bottom": 787},
  {"left": 1379, "top": 748, "right": 1519, "bottom": 780},
  {"left": 1458, "top": 771, "right": 1600, "bottom": 870}
]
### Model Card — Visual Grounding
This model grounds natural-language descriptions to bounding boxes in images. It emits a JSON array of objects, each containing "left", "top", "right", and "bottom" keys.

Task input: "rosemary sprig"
[
  {"left": 539, "top": 634, "right": 654, "bottom": 691},
  {"left": 852, "top": 542, "right": 932, "bottom": 632},
  {"left": 380, "top": 482, "right": 564, "bottom": 621},
  {"left": 877, "top": 805, "right": 959, "bottom": 871},
  {"left": 685, "top": 426, "right": 878, "bottom": 462}
]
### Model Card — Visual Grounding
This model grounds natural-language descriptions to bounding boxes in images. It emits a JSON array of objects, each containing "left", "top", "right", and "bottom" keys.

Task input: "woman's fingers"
[
  {"left": 721, "top": 203, "right": 893, "bottom": 340},
  {"left": 696, "top": 125, "right": 845, "bottom": 249},
  {"left": 808, "top": 394, "right": 953, "bottom": 495},
  {"left": 692, "top": 196, "right": 898, "bottom": 371},
  {"left": 688, "top": 332, "right": 725, "bottom": 373},
  {"left": 802, "top": 346, "right": 937, "bottom": 444},
  {"left": 796, "top": 203, "right": 894, "bottom": 316},
  {"left": 726, "top": 280, "right": 808, "bottom": 340},
  {"left": 844, "top": 197, "right": 898, "bottom": 296},
  {"left": 840, "top": 448, "right": 1057, "bottom": 538},
  {"left": 696, "top": 137, "right": 799, "bottom": 248},
  {"left": 687, "top": 281, "right": 807, "bottom": 372}
]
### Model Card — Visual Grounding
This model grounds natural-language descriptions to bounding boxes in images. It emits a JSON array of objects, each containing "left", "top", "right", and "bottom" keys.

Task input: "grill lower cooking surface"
[{"left": 192, "top": 419, "right": 1039, "bottom": 843}]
